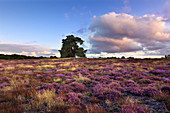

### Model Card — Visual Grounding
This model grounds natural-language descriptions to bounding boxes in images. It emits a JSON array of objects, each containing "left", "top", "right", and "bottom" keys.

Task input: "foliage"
[
  {"left": 0, "top": 54, "right": 47, "bottom": 59},
  {"left": 59, "top": 35, "right": 87, "bottom": 58}
]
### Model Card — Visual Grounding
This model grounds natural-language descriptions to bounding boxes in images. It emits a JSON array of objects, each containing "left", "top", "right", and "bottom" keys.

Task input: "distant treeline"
[{"left": 0, "top": 54, "right": 55, "bottom": 59}]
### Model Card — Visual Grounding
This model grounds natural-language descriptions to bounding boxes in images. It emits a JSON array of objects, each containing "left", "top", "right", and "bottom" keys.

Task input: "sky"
[{"left": 0, "top": 0, "right": 170, "bottom": 58}]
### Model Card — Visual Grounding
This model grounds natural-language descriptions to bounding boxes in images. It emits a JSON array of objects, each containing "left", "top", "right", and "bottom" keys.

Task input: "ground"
[{"left": 0, "top": 58, "right": 169, "bottom": 113}]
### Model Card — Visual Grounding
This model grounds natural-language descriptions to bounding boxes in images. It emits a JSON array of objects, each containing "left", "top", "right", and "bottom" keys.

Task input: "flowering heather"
[
  {"left": 66, "top": 92, "right": 83, "bottom": 104},
  {"left": 162, "top": 77, "right": 170, "bottom": 83},
  {"left": 149, "top": 69, "right": 166, "bottom": 75},
  {"left": 142, "top": 87, "right": 160, "bottom": 97},
  {"left": 40, "top": 82, "right": 59, "bottom": 90},
  {"left": 138, "top": 79, "right": 152, "bottom": 84},
  {"left": 58, "top": 84, "right": 74, "bottom": 93},
  {"left": 121, "top": 103, "right": 148, "bottom": 113},
  {"left": 161, "top": 86, "right": 170, "bottom": 94},
  {"left": 69, "top": 82, "right": 87, "bottom": 92},
  {"left": 0, "top": 58, "right": 168, "bottom": 113},
  {"left": 93, "top": 83, "right": 122, "bottom": 100},
  {"left": 0, "top": 83, "right": 10, "bottom": 88}
]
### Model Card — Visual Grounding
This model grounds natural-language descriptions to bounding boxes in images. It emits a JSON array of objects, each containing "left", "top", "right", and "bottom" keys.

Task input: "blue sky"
[{"left": 0, "top": 0, "right": 169, "bottom": 57}]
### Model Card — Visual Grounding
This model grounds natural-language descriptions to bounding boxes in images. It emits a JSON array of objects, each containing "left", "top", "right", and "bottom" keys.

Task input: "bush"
[
  {"left": 93, "top": 84, "right": 122, "bottom": 100},
  {"left": 66, "top": 92, "right": 83, "bottom": 105},
  {"left": 161, "top": 86, "right": 170, "bottom": 94},
  {"left": 142, "top": 87, "right": 160, "bottom": 97},
  {"left": 70, "top": 82, "right": 86, "bottom": 92},
  {"left": 121, "top": 103, "right": 148, "bottom": 113},
  {"left": 125, "top": 87, "right": 143, "bottom": 96}
]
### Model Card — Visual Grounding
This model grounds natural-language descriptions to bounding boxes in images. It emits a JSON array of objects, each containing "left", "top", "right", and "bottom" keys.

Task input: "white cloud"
[
  {"left": 86, "top": 50, "right": 165, "bottom": 58},
  {"left": 0, "top": 43, "right": 59, "bottom": 57},
  {"left": 89, "top": 12, "right": 170, "bottom": 55}
]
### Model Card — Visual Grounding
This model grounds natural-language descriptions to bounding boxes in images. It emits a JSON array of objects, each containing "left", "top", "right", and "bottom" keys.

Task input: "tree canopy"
[{"left": 59, "top": 35, "right": 87, "bottom": 58}]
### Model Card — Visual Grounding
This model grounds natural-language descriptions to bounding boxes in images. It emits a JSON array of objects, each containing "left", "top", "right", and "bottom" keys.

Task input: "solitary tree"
[{"left": 59, "top": 35, "right": 87, "bottom": 58}]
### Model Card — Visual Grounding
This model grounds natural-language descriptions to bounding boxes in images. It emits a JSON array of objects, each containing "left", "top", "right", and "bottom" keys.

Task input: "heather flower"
[
  {"left": 145, "top": 71, "right": 149, "bottom": 73},
  {"left": 36, "top": 74, "right": 42, "bottom": 77},
  {"left": 70, "top": 82, "right": 86, "bottom": 92},
  {"left": 39, "top": 89, "right": 45, "bottom": 94},
  {"left": 66, "top": 92, "right": 83, "bottom": 104},
  {"left": 41, "top": 82, "right": 59, "bottom": 90},
  {"left": 126, "top": 83, "right": 139, "bottom": 87},
  {"left": 0, "top": 77, "right": 10, "bottom": 82},
  {"left": 95, "top": 76, "right": 112, "bottom": 84},
  {"left": 114, "top": 76, "right": 124, "bottom": 81},
  {"left": 0, "top": 83, "right": 10, "bottom": 88},
  {"left": 148, "top": 83, "right": 157, "bottom": 87},
  {"left": 93, "top": 84, "right": 122, "bottom": 100},
  {"left": 124, "top": 79, "right": 136, "bottom": 85},
  {"left": 125, "top": 87, "right": 143, "bottom": 96},
  {"left": 149, "top": 69, "right": 166, "bottom": 75},
  {"left": 138, "top": 79, "right": 152, "bottom": 84},
  {"left": 111, "top": 72, "right": 122, "bottom": 76},
  {"left": 161, "top": 86, "right": 170, "bottom": 94},
  {"left": 142, "top": 87, "right": 160, "bottom": 97},
  {"left": 162, "top": 77, "right": 170, "bottom": 83},
  {"left": 55, "top": 74, "right": 65, "bottom": 77},
  {"left": 114, "top": 87, "right": 125, "bottom": 92},
  {"left": 148, "top": 76, "right": 161, "bottom": 81},
  {"left": 108, "top": 82, "right": 121, "bottom": 88},
  {"left": 58, "top": 84, "right": 74, "bottom": 93},
  {"left": 64, "top": 78, "right": 75, "bottom": 84},
  {"left": 121, "top": 103, "right": 148, "bottom": 113}
]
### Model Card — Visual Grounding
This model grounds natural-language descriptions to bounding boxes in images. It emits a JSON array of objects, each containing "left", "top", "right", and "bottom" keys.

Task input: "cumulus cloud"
[
  {"left": 0, "top": 43, "right": 59, "bottom": 57},
  {"left": 89, "top": 12, "right": 170, "bottom": 54}
]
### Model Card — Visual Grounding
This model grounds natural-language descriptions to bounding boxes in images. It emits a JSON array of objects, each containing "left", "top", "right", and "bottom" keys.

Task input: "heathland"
[{"left": 0, "top": 58, "right": 169, "bottom": 113}]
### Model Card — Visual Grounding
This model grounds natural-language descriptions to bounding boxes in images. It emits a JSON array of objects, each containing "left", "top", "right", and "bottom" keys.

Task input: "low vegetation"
[{"left": 0, "top": 58, "right": 169, "bottom": 113}]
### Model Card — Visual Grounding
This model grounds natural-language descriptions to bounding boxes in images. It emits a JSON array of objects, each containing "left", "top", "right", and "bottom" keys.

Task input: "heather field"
[{"left": 0, "top": 58, "right": 170, "bottom": 113}]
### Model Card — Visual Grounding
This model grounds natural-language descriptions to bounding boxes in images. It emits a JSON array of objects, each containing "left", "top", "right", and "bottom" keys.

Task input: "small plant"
[
  {"left": 121, "top": 97, "right": 150, "bottom": 113},
  {"left": 138, "top": 79, "right": 152, "bottom": 84},
  {"left": 142, "top": 87, "right": 160, "bottom": 97},
  {"left": 93, "top": 84, "right": 122, "bottom": 100},
  {"left": 161, "top": 85, "right": 170, "bottom": 94},
  {"left": 53, "top": 78, "right": 62, "bottom": 83},
  {"left": 66, "top": 92, "right": 83, "bottom": 105}
]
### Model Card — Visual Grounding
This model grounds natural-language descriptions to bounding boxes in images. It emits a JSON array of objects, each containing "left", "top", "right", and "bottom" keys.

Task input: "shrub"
[
  {"left": 121, "top": 103, "right": 148, "bottom": 113},
  {"left": 66, "top": 92, "right": 83, "bottom": 105},
  {"left": 58, "top": 84, "right": 74, "bottom": 93},
  {"left": 124, "top": 79, "right": 137, "bottom": 86},
  {"left": 138, "top": 79, "right": 152, "bottom": 84},
  {"left": 161, "top": 86, "right": 170, "bottom": 94},
  {"left": 41, "top": 82, "right": 59, "bottom": 90},
  {"left": 121, "top": 97, "right": 150, "bottom": 113},
  {"left": 125, "top": 87, "right": 143, "bottom": 96},
  {"left": 93, "top": 84, "right": 122, "bottom": 100},
  {"left": 70, "top": 82, "right": 86, "bottom": 92},
  {"left": 162, "top": 77, "right": 170, "bottom": 83},
  {"left": 142, "top": 87, "right": 160, "bottom": 97},
  {"left": 90, "top": 97, "right": 100, "bottom": 103},
  {"left": 0, "top": 83, "right": 10, "bottom": 88}
]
